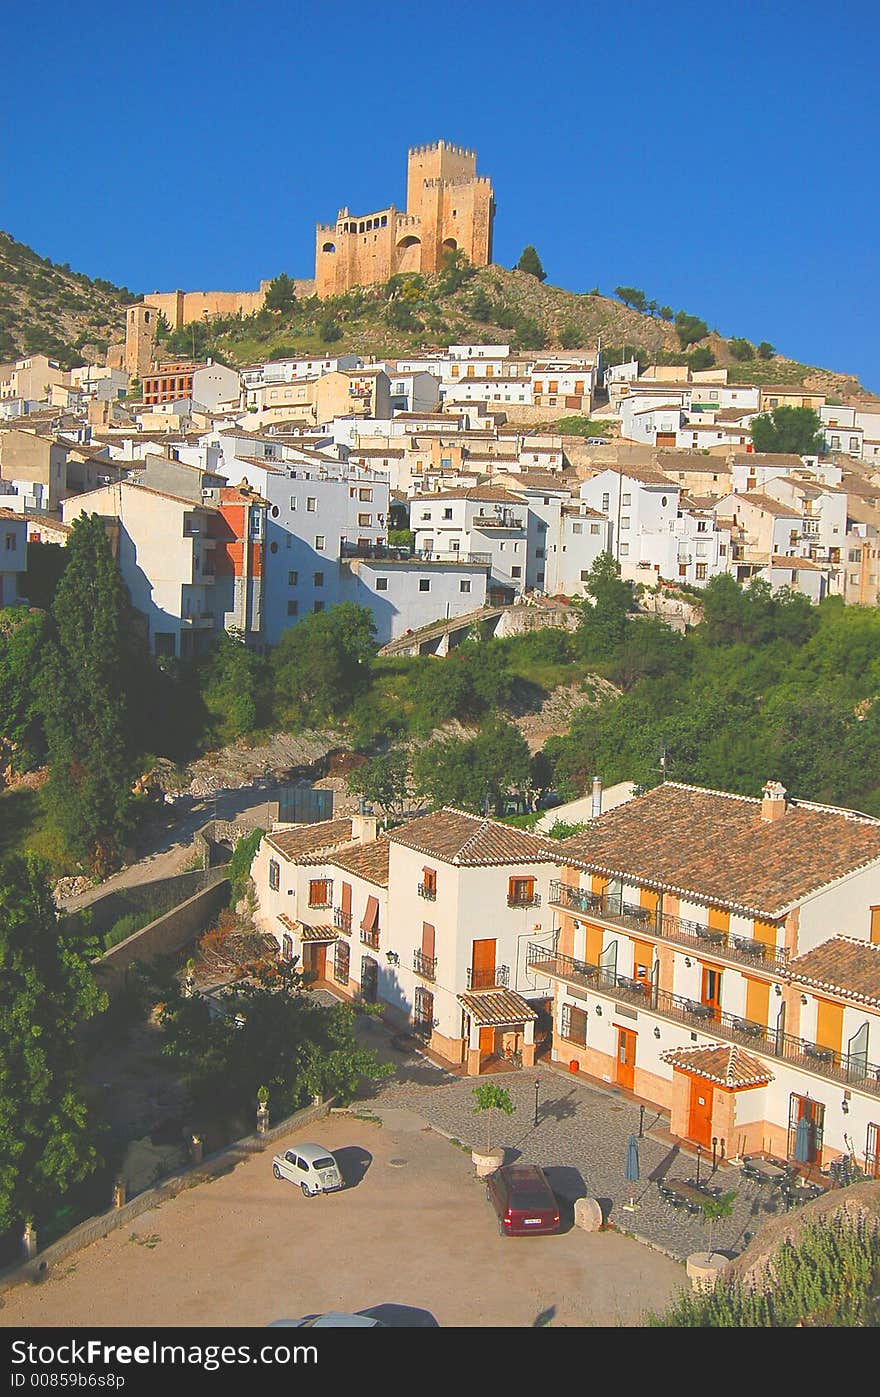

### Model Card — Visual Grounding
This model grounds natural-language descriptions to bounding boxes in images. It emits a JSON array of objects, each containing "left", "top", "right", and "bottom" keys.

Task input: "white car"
[{"left": 272, "top": 1142, "right": 343, "bottom": 1196}]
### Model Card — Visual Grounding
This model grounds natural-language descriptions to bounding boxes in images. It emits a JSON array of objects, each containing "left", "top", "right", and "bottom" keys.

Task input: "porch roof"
[
  {"left": 457, "top": 989, "right": 538, "bottom": 1026},
  {"left": 298, "top": 922, "right": 338, "bottom": 943},
  {"left": 660, "top": 1042, "right": 774, "bottom": 1088}
]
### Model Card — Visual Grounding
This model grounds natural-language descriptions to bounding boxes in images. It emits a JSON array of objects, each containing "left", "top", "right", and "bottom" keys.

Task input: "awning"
[
  {"left": 457, "top": 989, "right": 539, "bottom": 1027},
  {"left": 660, "top": 1043, "right": 774, "bottom": 1089},
  {"left": 298, "top": 923, "right": 338, "bottom": 944},
  {"left": 278, "top": 913, "right": 297, "bottom": 932},
  {"left": 361, "top": 895, "right": 379, "bottom": 932}
]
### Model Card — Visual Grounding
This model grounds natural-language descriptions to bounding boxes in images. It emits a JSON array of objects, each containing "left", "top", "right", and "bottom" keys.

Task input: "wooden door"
[
  {"left": 701, "top": 965, "right": 722, "bottom": 1021},
  {"left": 688, "top": 1077, "right": 714, "bottom": 1147},
  {"left": 745, "top": 976, "right": 770, "bottom": 1029},
  {"left": 815, "top": 998, "right": 843, "bottom": 1054},
  {"left": 341, "top": 882, "right": 352, "bottom": 916},
  {"left": 585, "top": 923, "right": 604, "bottom": 966},
  {"left": 708, "top": 905, "right": 730, "bottom": 937},
  {"left": 479, "top": 1026, "right": 495, "bottom": 1058},
  {"left": 471, "top": 938, "right": 496, "bottom": 990},
  {"left": 314, "top": 944, "right": 327, "bottom": 980},
  {"left": 616, "top": 1028, "right": 636, "bottom": 1090}
]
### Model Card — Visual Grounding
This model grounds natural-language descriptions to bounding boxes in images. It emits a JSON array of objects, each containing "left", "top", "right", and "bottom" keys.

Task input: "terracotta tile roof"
[
  {"left": 660, "top": 1043, "right": 774, "bottom": 1088},
  {"left": 457, "top": 990, "right": 539, "bottom": 1025},
  {"left": 734, "top": 492, "right": 801, "bottom": 517},
  {"left": 557, "top": 782, "right": 880, "bottom": 918},
  {"left": 327, "top": 838, "right": 390, "bottom": 886},
  {"left": 788, "top": 936, "right": 880, "bottom": 1007},
  {"left": 266, "top": 819, "right": 354, "bottom": 861},
  {"left": 388, "top": 807, "right": 557, "bottom": 867},
  {"left": 297, "top": 923, "right": 338, "bottom": 943},
  {"left": 410, "top": 486, "right": 526, "bottom": 504}
]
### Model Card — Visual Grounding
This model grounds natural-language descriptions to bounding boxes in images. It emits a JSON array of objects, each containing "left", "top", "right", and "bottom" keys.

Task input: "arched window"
[{"left": 321, "top": 242, "right": 336, "bottom": 253}]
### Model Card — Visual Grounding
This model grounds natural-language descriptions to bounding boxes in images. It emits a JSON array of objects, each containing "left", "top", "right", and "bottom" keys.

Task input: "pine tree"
[
  {"left": 43, "top": 514, "right": 134, "bottom": 875},
  {"left": 0, "top": 854, "right": 107, "bottom": 1233},
  {"left": 516, "top": 246, "right": 547, "bottom": 282}
]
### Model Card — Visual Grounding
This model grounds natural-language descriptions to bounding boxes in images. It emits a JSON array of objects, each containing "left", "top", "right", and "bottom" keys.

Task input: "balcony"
[
  {"left": 548, "top": 880, "right": 788, "bottom": 972},
  {"left": 467, "top": 964, "right": 510, "bottom": 991},
  {"left": 360, "top": 927, "right": 380, "bottom": 949},
  {"left": 508, "top": 892, "right": 541, "bottom": 908},
  {"left": 413, "top": 950, "right": 436, "bottom": 980},
  {"left": 527, "top": 944, "right": 880, "bottom": 1100},
  {"left": 417, "top": 882, "right": 437, "bottom": 901},
  {"left": 333, "top": 908, "right": 352, "bottom": 933}
]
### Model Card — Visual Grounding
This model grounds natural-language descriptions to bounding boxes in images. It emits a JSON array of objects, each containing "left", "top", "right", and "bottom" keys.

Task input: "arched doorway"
[{"left": 396, "top": 235, "right": 421, "bottom": 274}]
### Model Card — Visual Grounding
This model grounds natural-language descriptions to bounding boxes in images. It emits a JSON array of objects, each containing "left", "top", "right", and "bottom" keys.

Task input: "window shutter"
[{"left": 421, "top": 922, "right": 435, "bottom": 958}]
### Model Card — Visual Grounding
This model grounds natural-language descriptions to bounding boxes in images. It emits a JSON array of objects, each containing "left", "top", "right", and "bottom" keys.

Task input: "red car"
[{"left": 486, "top": 1164, "right": 560, "bottom": 1237}]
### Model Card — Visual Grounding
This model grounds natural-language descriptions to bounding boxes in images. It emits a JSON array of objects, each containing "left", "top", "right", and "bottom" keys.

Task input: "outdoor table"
[
  {"left": 695, "top": 928, "right": 725, "bottom": 945},
  {"left": 657, "top": 1178, "right": 714, "bottom": 1214},
  {"left": 730, "top": 1017, "right": 764, "bottom": 1038},
  {"left": 741, "top": 1157, "right": 790, "bottom": 1185},
  {"left": 803, "top": 1043, "right": 835, "bottom": 1064},
  {"left": 780, "top": 1178, "right": 825, "bottom": 1207},
  {"left": 687, "top": 1002, "right": 716, "bottom": 1020}
]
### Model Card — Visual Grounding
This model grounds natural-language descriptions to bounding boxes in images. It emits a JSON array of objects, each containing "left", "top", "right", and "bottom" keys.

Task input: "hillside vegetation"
[{"left": 0, "top": 231, "right": 136, "bottom": 369}]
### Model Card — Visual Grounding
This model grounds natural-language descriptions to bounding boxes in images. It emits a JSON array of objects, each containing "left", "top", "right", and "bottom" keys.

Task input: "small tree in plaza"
[{"left": 472, "top": 1083, "right": 516, "bottom": 1153}]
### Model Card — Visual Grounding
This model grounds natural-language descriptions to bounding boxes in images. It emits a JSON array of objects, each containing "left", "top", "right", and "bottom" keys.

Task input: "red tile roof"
[
  {"left": 389, "top": 808, "right": 557, "bottom": 867},
  {"left": 266, "top": 819, "right": 353, "bottom": 861},
  {"left": 788, "top": 936, "right": 880, "bottom": 1007},
  {"left": 660, "top": 1043, "right": 774, "bottom": 1088},
  {"left": 558, "top": 782, "right": 880, "bottom": 918},
  {"left": 327, "top": 838, "right": 390, "bottom": 886}
]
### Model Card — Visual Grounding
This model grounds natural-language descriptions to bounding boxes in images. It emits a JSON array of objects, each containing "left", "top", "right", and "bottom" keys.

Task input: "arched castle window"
[{"left": 321, "top": 242, "right": 336, "bottom": 253}]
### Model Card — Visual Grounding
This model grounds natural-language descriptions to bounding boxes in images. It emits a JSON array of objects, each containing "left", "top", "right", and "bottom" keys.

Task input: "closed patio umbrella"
[
  {"left": 793, "top": 1114, "right": 812, "bottom": 1166},
  {"left": 624, "top": 1134, "right": 640, "bottom": 1211}
]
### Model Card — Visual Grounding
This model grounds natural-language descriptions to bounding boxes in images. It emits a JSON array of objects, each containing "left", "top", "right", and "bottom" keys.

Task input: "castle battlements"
[{"left": 315, "top": 142, "right": 494, "bottom": 298}]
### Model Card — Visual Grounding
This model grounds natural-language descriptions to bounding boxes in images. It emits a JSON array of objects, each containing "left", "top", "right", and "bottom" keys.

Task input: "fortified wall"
[
  {"left": 142, "top": 281, "right": 315, "bottom": 330},
  {"left": 315, "top": 141, "right": 495, "bottom": 299}
]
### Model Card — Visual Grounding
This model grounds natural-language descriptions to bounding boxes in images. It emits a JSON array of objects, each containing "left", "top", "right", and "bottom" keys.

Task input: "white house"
[{"left": 0, "top": 509, "right": 27, "bottom": 608}]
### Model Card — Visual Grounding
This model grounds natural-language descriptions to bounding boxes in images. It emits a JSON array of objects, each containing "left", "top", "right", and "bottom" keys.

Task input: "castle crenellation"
[{"left": 315, "top": 141, "right": 495, "bottom": 298}]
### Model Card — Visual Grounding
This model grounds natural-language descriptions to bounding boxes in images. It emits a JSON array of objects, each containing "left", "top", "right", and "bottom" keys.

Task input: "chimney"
[
  {"left": 761, "top": 780, "right": 788, "bottom": 823},
  {"left": 591, "top": 776, "right": 603, "bottom": 819},
  {"left": 351, "top": 810, "right": 378, "bottom": 844}
]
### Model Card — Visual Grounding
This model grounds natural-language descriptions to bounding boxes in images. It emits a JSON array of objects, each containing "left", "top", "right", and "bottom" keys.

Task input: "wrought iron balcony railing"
[
  {"left": 547, "top": 881, "right": 788, "bottom": 971},
  {"left": 417, "top": 882, "right": 437, "bottom": 901},
  {"left": 333, "top": 907, "right": 352, "bottom": 932},
  {"left": 413, "top": 950, "right": 437, "bottom": 980},
  {"left": 508, "top": 892, "right": 541, "bottom": 908},
  {"left": 360, "top": 927, "right": 380, "bottom": 949},
  {"left": 467, "top": 964, "right": 510, "bottom": 991},
  {"left": 527, "top": 944, "right": 880, "bottom": 1100}
]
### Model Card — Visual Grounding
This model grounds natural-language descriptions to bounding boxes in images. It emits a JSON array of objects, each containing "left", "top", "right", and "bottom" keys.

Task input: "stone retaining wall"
[
  {"left": 93, "top": 876, "right": 231, "bottom": 996},
  {"left": 0, "top": 1099, "right": 333, "bottom": 1294}
]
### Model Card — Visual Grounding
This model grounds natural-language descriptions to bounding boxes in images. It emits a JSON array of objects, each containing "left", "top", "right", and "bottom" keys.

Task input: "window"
[
  {"left": 359, "top": 488, "right": 373, "bottom": 502},
  {"left": 443, "top": 508, "right": 453, "bottom": 519},
  {"left": 419, "top": 579, "right": 430, "bottom": 592},
  {"left": 571, "top": 525, "right": 581, "bottom": 537},
  {"left": 695, "top": 563, "right": 707, "bottom": 580},
  {"left": 4, "top": 533, "right": 17, "bottom": 552},
  {"left": 307, "top": 497, "right": 317, "bottom": 511},
  {"left": 288, "top": 570, "right": 298, "bottom": 585},
  {"left": 535, "top": 548, "right": 545, "bottom": 559},
  {"left": 619, "top": 543, "right": 629, "bottom": 557},
  {"left": 601, "top": 493, "right": 610, "bottom": 513},
  {"left": 309, "top": 879, "right": 331, "bottom": 907},
  {"left": 590, "top": 523, "right": 601, "bottom": 535},
  {"left": 620, "top": 517, "right": 630, "bottom": 530},
  {"left": 289, "top": 496, "right": 297, "bottom": 510},
  {"left": 850, "top": 437, "right": 860, "bottom": 451},
  {"left": 268, "top": 859, "right": 280, "bottom": 891},
  {"left": 287, "top": 599, "right": 298, "bottom": 616},
  {"left": 314, "top": 571, "right": 324, "bottom": 586},
  {"left": 511, "top": 566, "right": 522, "bottom": 578},
  {"left": 420, "top": 868, "right": 437, "bottom": 899},
  {"left": 831, "top": 436, "right": 841, "bottom": 449},
  {"left": 849, "top": 549, "right": 862, "bottom": 563},
  {"left": 580, "top": 570, "right": 590, "bottom": 581},
  {"left": 460, "top": 579, "right": 471, "bottom": 593},
  {"left": 622, "top": 493, "right": 631, "bottom": 506},
  {"left": 561, "top": 1003, "right": 588, "bottom": 1045},
  {"left": 313, "top": 600, "right": 325, "bottom": 612},
  {"left": 315, "top": 536, "right": 325, "bottom": 550},
  {"left": 508, "top": 876, "right": 536, "bottom": 906},
  {"left": 374, "top": 576, "right": 389, "bottom": 592},
  {"left": 697, "top": 520, "right": 707, "bottom": 532},
  {"left": 358, "top": 513, "right": 371, "bottom": 526},
  {"left": 334, "top": 939, "right": 350, "bottom": 985}
]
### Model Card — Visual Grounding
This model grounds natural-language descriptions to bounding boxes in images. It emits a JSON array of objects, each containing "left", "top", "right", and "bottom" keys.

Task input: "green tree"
[
  {"left": 687, "top": 346, "right": 715, "bottom": 370},
  {"left": 750, "top": 406, "right": 824, "bottom": 455},
  {"left": 659, "top": 306, "right": 673, "bottom": 321},
  {"left": 263, "top": 273, "right": 297, "bottom": 314},
  {"left": 318, "top": 317, "right": 342, "bottom": 343},
  {"left": 674, "top": 311, "right": 709, "bottom": 348},
  {"left": 469, "top": 287, "right": 494, "bottom": 322},
  {"left": 0, "top": 854, "right": 107, "bottom": 1234},
  {"left": 412, "top": 719, "right": 530, "bottom": 814},
  {"left": 728, "top": 337, "right": 754, "bottom": 361},
  {"left": 436, "top": 248, "right": 475, "bottom": 295},
  {"left": 0, "top": 608, "right": 52, "bottom": 770},
  {"left": 699, "top": 1190, "right": 737, "bottom": 1259},
  {"left": 42, "top": 515, "right": 135, "bottom": 874},
  {"left": 472, "top": 1082, "right": 515, "bottom": 1153},
  {"left": 199, "top": 629, "right": 267, "bottom": 743},
  {"left": 574, "top": 552, "right": 638, "bottom": 659},
  {"left": 347, "top": 748, "right": 411, "bottom": 819},
  {"left": 517, "top": 246, "right": 547, "bottom": 281},
  {"left": 272, "top": 603, "right": 376, "bottom": 723},
  {"left": 155, "top": 960, "right": 391, "bottom": 1118},
  {"left": 615, "top": 287, "right": 647, "bottom": 313},
  {"left": 757, "top": 341, "right": 775, "bottom": 360}
]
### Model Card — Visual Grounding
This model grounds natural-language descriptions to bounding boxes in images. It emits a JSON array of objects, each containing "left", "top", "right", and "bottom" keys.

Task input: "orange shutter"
[
  {"left": 591, "top": 875, "right": 609, "bottom": 896},
  {"left": 753, "top": 918, "right": 779, "bottom": 949},
  {"left": 640, "top": 888, "right": 659, "bottom": 916},
  {"left": 815, "top": 998, "right": 844, "bottom": 1053},
  {"left": 421, "top": 922, "right": 435, "bottom": 958},
  {"left": 585, "top": 923, "right": 604, "bottom": 965},
  {"left": 744, "top": 977, "right": 770, "bottom": 1027},
  {"left": 871, "top": 907, "right": 880, "bottom": 945},
  {"left": 708, "top": 905, "right": 730, "bottom": 934},
  {"left": 341, "top": 882, "right": 352, "bottom": 915}
]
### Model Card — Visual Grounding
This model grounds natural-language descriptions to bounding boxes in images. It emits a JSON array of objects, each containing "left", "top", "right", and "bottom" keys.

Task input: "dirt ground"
[{"left": 0, "top": 1114, "right": 684, "bottom": 1329}]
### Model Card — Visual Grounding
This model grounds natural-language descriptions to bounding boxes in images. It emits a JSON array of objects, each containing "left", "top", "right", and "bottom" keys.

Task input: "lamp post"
[
  {"left": 695, "top": 1144, "right": 703, "bottom": 1188},
  {"left": 534, "top": 1079, "right": 540, "bottom": 1128}
]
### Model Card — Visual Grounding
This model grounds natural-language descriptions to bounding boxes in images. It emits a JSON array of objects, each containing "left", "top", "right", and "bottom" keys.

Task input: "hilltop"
[
  {"left": 171, "top": 262, "right": 877, "bottom": 402},
  {"left": 0, "top": 227, "right": 875, "bottom": 401},
  {"left": 0, "top": 231, "right": 137, "bottom": 370}
]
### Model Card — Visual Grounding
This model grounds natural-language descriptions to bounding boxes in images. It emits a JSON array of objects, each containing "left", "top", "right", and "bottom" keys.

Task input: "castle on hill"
[{"left": 314, "top": 141, "right": 495, "bottom": 298}]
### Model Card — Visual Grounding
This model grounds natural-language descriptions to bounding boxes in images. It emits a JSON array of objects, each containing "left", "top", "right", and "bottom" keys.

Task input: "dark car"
[{"left": 486, "top": 1164, "right": 560, "bottom": 1237}]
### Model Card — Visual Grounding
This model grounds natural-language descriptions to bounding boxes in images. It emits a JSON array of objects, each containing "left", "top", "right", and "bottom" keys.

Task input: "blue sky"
[{"left": 4, "top": 0, "right": 878, "bottom": 386}]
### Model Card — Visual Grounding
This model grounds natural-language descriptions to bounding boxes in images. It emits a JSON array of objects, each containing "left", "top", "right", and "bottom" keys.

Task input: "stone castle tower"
[
  {"left": 123, "top": 303, "right": 158, "bottom": 379},
  {"left": 315, "top": 141, "right": 495, "bottom": 299}
]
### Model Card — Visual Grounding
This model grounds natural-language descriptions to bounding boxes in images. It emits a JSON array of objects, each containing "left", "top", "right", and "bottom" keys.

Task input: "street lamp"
[{"left": 534, "top": 1079, "right": 540, "bottom": 1128}]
